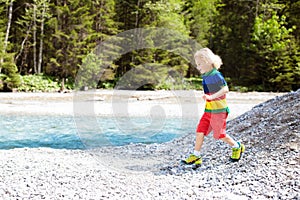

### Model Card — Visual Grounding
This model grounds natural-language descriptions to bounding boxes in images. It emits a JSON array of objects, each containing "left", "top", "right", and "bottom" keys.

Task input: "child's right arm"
[{"left": 202, "top": 86, "right": 229, "bottom": 101}]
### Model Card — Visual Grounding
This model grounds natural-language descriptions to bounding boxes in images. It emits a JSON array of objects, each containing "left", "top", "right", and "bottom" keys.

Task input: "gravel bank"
[
  {"left": 0, "top": 90, "right": 282, "bottom": 119},
  {"left": 0, "top": 90, "right": 299, "bottom": 199}
]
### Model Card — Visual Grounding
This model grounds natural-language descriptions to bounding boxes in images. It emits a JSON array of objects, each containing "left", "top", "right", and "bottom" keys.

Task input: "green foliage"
[
  {"left": 0, "top": 68, "right": 21, "bottom": 91},
  {"left": 213, "top": 0, "right": 257, "bottom": 86},
  {"left": 0, "top": 2, "right": 20, "bottom": 91},
  {"left": 213, "top": 0, "right": 300, "bottom": 92},
  {"left": 0, "top": 0, "right": 298, "bottom": 92},
  {"left": 145, "top": 0, "right": 189, "bottom": 35},
  {"left": 100, "top": 82, "right": 115, "bottom": 89},
  {"left": 183, "top": 0, "right": 221, "bottom": 46},
  {"left": 0, "top": 32, "right": 21, "bottom": 91},
  {"left": 279, "top": 0, "right": 300, "bottom": 46},
  {"left": 115, "top": 63, "right": 166, "bottom": 90},
  {"left": 251, "top": 13, "right": 298, "bottom": 91},
  {"left": 18, "top": 74, "right": 60, "bottom": 92},
  {"left": 184, "top": 77, "right": 202, "bottom": 90},
  {"left": 45, "top": 0, "right": 95, "bottom": 81},
  {"left": 0, "top": 1, "right": 6, "bottom": 33},
  {"left": 231, "top": 86, "right": 249, "bottom": 93},
  {"left": 77, "top": 52, "right": 104, "bottom": 89},
  {"left": 89, "top": 0, "right": 118, "bottom": 41}
]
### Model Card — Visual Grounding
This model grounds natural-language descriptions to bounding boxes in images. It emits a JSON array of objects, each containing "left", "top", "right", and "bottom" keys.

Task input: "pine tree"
[
  {"left": 90, "top": 0, "right": 118, "bottom": 43},
  {"left": 182, "top": 0, "right": 220, "bottom": 78},
  {"left": 251, "top": 13, "right": 298, "bottom": 91},
  {"left": 213, "top": 0, "right": 300, "bottom": 91},
  {"left": 14, "top": 0, "right": 51, "bottom": 75},
  {"left": 75, "top": 0, "right": 120, "bottom": 89},
  {"left": 114, "top": 0, "right": 151, "bottom": 80},
  {"left": 183, "top": 0, "right": 220, "bottom": 47},
  {"left": 143, "top": 0, "right": 192, "bottom": 89},
  {"left": 212, "top": 0, "right": 258, "bottom": 88},
  {"left": 0, "top": 0, "right": 20, "bottom": 91},
  {"left": 112, "top": 0, "right": 194, "bottom": 89},
  {"left": 45, "top": 0, "right": 95, "bottom": 90},
  {"left": 12, "top": 0, "right": 33, "bottom": 74}
]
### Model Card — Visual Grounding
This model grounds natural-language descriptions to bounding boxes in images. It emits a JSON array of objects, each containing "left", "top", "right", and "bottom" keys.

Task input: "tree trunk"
[
  {"left": 38, "top": 1, "right": 46, "bottom": 74},
  {"left": 60, "top": 77, "right": 65, "bottom": 92},
  {"left": 255, "top": 0, "right": 259, "bottom": 17},
  {"left": 15, "top": 22, "right": 33, "bottom": 63},
  {"left": 132, "top": 0, "right": 140, "bottom": 65},
  {"left": 33, "top": 4, "right": 37, "bottom": 74},
  {"left": 0, "top": 0, "right": 14, "bottom": 74}
]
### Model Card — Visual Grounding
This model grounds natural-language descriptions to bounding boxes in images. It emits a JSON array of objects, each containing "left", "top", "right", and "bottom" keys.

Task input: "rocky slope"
[{"left": 95, "top": 89, "right": 299, "bottom": 199}]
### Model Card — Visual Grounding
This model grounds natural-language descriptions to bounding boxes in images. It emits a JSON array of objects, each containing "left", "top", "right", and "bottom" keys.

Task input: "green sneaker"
[
  {"left": 194, "top": 158, "right": 203, "bottom": 166},
  {"left": 182, "top": 154, "right": 202, "bottom": 165},
  {"left": 230, "top": 142, "right": 245, "bottom": 162}
]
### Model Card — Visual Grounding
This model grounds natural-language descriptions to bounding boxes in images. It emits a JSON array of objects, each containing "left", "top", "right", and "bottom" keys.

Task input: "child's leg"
[
  {"left": 220, "top": 135, "right": 239, "bottom": 147},
  {"left": 194, "top": 113, "right": 211, "bottom": 153},
  {"left": 182, "top": 113, "right": 210, "bottom": 165},
  {"left": 182, "top": 132, "right": 205, "bottom": 164},
  {"left": 210, "top": 113, "right": 239, "bottom": 148},
  {"left": 194, "top": 132, "right": 205, "bottom": 151}
]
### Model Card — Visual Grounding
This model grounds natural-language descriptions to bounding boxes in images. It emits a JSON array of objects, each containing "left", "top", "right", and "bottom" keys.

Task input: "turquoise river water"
[{"left": 0, "top": 114, "right": 196, "bottom": 149}]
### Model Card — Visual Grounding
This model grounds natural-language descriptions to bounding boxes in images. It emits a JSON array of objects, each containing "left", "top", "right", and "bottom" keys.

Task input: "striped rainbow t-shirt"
[{"left": 202, "top": 68, "right": 230, "bottom": 113}]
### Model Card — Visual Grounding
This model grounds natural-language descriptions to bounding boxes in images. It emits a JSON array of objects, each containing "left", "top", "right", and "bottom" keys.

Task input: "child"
[{"left": 183, "top": 48, "right": 245, "bottom": 165}]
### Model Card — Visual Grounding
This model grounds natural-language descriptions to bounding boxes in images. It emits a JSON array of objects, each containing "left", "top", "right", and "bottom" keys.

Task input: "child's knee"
[
  {"left": 213, "top": 132, "right": 226, "bottom": 139},
  {"left": 196, "top": 132, "right": 205, "bottom": 137}
]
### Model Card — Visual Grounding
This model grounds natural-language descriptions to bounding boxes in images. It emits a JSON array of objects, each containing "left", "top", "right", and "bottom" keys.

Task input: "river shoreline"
[{"left": 0, "top": 90, "right": 284, "bottom": 119}]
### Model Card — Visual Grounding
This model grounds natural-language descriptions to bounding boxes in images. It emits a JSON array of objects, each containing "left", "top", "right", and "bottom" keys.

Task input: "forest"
[{"left": 0, "top": 0, "right": 299, "bottom": 92}]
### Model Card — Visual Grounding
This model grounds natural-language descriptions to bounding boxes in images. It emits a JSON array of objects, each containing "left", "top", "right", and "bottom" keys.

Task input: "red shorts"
[{"left": 196, "top": 112, "right": 228, "bottom": 139}]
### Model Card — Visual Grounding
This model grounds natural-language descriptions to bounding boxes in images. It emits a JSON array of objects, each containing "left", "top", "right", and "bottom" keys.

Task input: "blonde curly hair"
[{"left": 194, "top": 48, "right": 223, "bottom": 69}]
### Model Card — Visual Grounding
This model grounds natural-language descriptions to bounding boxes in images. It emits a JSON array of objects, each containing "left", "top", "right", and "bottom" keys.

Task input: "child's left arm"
[{"left": 203, "top": 86, "right": 229, "bottom": 101}]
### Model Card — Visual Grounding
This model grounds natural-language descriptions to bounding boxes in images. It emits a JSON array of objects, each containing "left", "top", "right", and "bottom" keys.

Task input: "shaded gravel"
[{"left": 0, "top": 90, "right": 299, "bottom": 199}]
